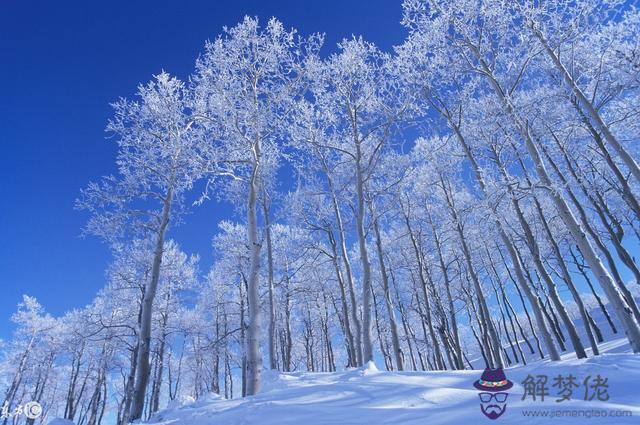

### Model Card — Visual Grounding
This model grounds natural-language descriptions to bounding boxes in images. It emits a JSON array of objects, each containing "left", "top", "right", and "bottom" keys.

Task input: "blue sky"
[{"left": 0, "top": 0, "right": 406, "bottom": 339}]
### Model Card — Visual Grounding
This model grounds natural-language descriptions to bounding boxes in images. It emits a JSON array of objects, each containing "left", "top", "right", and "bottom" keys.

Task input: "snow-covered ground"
[{"left": 142, "top": 338, "right": 639, "bottom": 425}]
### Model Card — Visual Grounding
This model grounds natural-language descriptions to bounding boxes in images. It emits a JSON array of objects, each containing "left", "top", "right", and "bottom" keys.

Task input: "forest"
[{"left": 2, "top": 0, "right": 640, "bottom": 424}]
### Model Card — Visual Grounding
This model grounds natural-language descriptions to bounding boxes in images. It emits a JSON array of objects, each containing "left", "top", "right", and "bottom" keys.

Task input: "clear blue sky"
[{"left": 0, "top": 0, "right": 406, "bottom": 339}]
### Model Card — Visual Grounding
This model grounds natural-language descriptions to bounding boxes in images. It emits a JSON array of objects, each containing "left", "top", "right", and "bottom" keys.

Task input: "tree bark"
[
  {"left": 355, "top": 138, "right": 374, "bottom": 364},
  {"left": 326, "top": 228, "right": 357, "bottom": 367},
  {"left": 569, "top": 247, "right": 618, "bottom": 334},
  {"left": 427, "top": 208, "right": 464, "bottom": 369},
  {"left": 436, "top": 103, "right": 559, "bottom": 361},
  {"left": 262, "top": 194, "right": 278, "bottom": 370},
  {"left": 245, "top": 148, "right": 263, "bottom": 395},
  {"left": 491, "top": 145, "right": 587, "bottom": 359},
  {"left": 484, "top": 248, "right": 528, "bottom": 364},
  {"left": 493, "top": 247, "right": 542, "bottom": 360},
  {"left": 129, "top": 187, "right": 173, "bottom": 421},
  {"left": 403, "top": 207, "right": 447, "bottom": 370},
  {"left": 439, "top": 176, "right": 504, "bottom": 368},
  {"left": 320, "top": 156, "right": 363, "bottom": 365},
  {"left": 369, "top": 201, "right": 404, "bottom": 370}
]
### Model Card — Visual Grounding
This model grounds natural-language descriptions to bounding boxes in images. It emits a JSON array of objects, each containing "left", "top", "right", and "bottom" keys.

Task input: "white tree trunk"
[
  {"left": 428, "top": 211, "right": 463, "bottom": 369},
  {"left": 245, "top": 149, "right": 263, "bottom": 395},
  {"left": 403, "top": 208, "right": 446, "bottom": 370},
  {"left": 355, "top": 142, "right": 374, "bottom": 364},
  {"left": 321, "top": 158, "right": 363, "bottom": 365},
  {"left": 442, "top": 114, "right": 560, "bottom": 361},
  {"left": 262, "top": 195, "right": 277, "bottom": 370},
  {"left": 440, "top": 178, "right": 504, "bottom": 368},
  {"left": 370, "top": 203, "right": 404, "bottom": 370},
  {"left": 492, "top": 148, "right": 587, "bottom": 359},
  {"left": 129, "top": 187, "right": 173, "bottom": 421},
  {"left": 327, "top": 228, "right": 358, "bottom": 367}
]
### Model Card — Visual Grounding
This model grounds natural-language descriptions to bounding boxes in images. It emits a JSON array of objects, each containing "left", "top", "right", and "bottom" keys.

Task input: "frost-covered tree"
[
  {"left": 295, "top": 37, "right": 417, "bottom": 364},
  {"left": 1, "top": 296, "right": 58, "bottom": 425},
  {"left": 77, "top": 72, "right": 202, "bottom": 421},
  {"left": 192, "top": 17, "right": 321, "bottom": 394},
  {"left": 401, "top": 0, "right": 640, "bottom": 353}
]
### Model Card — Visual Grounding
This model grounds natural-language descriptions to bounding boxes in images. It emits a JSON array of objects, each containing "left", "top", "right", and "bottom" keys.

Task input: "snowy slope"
[{"left": 143, "top": 339, "right": 639, "bottom": 425}]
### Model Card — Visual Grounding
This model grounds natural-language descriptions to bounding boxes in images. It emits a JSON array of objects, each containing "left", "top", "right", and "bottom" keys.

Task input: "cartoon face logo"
[{"left": 473, "top": 368, "right": 513, "bottom": 420}]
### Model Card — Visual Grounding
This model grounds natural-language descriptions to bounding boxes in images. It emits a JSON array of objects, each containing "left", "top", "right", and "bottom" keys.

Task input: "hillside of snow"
[{"left": 142, "top": 339, "right": 639, "bottom": 425}]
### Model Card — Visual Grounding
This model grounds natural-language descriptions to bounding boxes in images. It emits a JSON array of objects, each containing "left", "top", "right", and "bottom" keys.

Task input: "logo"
[
  {"left": 23, "top": 401, "right": 42, "bottom": 419},
  {"left": 1, "top": 400, "right": 42, "bottom": 420},
  {"left": 473, "top": 368, "right": 513, "bottom": 420}
]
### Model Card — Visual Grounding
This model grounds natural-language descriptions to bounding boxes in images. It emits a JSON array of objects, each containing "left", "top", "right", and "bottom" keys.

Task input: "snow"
[
  {"left": 47, "top": 419, "right": 76, "bottom": 425},
  {"left": 144, "top": 338, "right": 639, "bottom": 425}
]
